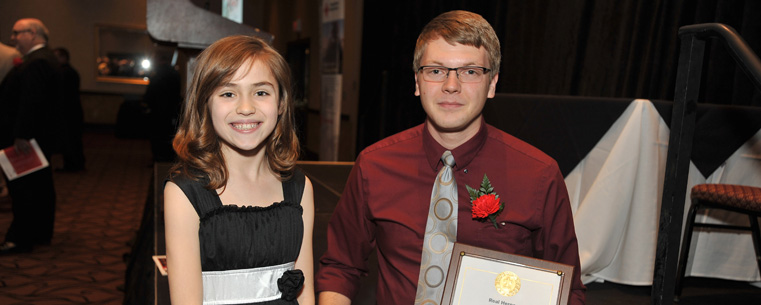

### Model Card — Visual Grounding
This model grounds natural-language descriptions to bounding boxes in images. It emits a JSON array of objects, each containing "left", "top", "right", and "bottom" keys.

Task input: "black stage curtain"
[{"left": 356, "top": 0, "right": 761, "bottom": 154}]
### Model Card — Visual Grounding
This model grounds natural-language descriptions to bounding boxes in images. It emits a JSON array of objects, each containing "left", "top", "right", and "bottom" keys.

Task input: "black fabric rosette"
[{"left": 277, "top": 269, "right": 304, "bottom": 301}]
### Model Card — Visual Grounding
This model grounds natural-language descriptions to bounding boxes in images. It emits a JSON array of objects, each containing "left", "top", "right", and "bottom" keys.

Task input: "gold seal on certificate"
[{"left": 494, "top": 271, "right": 521, "bottom": 297}]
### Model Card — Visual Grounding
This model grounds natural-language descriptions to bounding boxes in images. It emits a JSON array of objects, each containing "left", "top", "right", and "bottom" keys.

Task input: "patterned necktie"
[{"left": 415, "top": 150, "right": 457, "bottom": 305}]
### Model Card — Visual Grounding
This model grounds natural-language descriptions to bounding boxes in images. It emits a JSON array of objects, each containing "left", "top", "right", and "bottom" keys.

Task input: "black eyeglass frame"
[
  {"left": 11, "top": 29, "right": 33, "bottom": 36},
  {"left": 417, "top": 65, "right": 492, "bottom": 82}
]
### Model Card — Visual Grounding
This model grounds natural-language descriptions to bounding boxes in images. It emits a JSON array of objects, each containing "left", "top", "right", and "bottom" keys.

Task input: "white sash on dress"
[{"left": 202, "top": 261, "right": 295, "bottom": 304}]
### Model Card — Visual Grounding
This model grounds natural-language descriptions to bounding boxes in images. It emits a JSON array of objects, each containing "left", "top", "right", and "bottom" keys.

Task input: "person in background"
[
  {"left": 316, "top": 10, "right": 586, "bottom": 304},
  {"left": 0, "top": 41, "right": 20, "bottom": 80},
  {"left": 0, "top": 40, "right": 21, "bottom": 198},
  {"left": 53, "top": 47, "right": 85, "bottom": 172},
  {"left": 163, "top": 35, "right": 315, "bottom": 304},
  {"left": 0, "top": 18, "right": 62, "bottom": 254},
  {"left": 143, "top": 50, "right": 182, "bottom": 163}
]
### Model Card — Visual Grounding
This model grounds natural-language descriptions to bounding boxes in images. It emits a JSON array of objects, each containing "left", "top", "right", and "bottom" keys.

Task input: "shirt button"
[{"left": 463, "top": 169, "right": 468, "bottom": 174}]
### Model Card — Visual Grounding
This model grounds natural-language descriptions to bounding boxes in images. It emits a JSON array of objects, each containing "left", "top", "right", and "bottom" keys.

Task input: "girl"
[{"left": 164, "top": 35, "right": 314, "bottom": 305}]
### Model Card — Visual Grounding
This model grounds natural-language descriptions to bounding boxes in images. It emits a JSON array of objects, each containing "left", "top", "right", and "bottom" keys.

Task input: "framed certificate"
[{"left": 441, "top": 243, "right": 573, "bottom": 305}]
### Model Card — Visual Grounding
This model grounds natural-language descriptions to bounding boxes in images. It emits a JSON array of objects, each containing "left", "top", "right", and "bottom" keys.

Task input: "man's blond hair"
[{"left": 413, "top": 10, "right": 501, "bottom": 76}]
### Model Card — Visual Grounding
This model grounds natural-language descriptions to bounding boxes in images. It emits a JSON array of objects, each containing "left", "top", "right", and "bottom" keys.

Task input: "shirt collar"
[
  {"left": 423, "top": 119, "right": 489, "bottom": 172},
  {"left": 25, "top": 43, "right": 45, "bottom": 55}
]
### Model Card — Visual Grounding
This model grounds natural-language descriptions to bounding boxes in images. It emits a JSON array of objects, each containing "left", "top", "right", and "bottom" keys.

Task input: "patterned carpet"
[{"left": 0, "top": 131, "right": 153, "bottom": 305}]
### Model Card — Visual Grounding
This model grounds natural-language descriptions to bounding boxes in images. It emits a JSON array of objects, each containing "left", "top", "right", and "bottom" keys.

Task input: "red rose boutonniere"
[
  {"left": 467, "top": 174, "right": 504, "bottom": 229},
  {"left": 13, "top": 57, "right": 23, "bottom": 67}
]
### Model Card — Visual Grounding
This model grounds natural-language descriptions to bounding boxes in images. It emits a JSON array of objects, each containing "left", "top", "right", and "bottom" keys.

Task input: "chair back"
[{"left": 652, "top": 23, "right": 761, "bottom": 305}]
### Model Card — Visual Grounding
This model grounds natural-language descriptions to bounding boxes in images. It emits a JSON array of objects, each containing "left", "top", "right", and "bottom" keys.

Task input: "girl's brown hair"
[{"left": 171, "top": 35, "right": 299, "bottom": 189}]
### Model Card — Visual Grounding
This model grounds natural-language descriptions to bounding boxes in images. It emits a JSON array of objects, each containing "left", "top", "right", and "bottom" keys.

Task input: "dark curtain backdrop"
[{"left": 356, "top": 0, "right": 761, "bottom": 153}]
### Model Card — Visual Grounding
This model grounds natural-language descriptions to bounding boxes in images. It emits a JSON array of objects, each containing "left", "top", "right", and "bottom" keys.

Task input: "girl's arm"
[
  {"left": 164, "top": 181, "right": 203, "bottom": 305},
  {"left": 296, "top": 176, "right": 316, "bottom": 305}
]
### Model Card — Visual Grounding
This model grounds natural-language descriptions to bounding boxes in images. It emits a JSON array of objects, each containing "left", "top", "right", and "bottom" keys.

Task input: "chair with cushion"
[{"left": 674, "top": 183, "right": 761, "bottom": 301}]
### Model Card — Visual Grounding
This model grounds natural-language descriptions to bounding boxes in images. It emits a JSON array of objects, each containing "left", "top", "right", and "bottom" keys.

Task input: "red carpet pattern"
[{"left": 0, "top": 132, "right": 152, "bottom": 304}]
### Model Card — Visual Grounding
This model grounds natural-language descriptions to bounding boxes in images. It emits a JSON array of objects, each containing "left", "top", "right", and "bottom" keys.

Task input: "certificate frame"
[{"left": 441, "top": 243, "right": 573, "bottom": 305}]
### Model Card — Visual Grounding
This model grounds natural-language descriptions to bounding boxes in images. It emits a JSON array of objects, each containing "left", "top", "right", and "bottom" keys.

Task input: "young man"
[{"left": 317, "top": 10, "right": 586, "bottom": 305}]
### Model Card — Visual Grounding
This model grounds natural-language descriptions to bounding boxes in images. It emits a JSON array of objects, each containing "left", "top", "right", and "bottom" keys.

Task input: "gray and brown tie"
[{"left": 415, "top": 150, "right": 457, "bottom": 305}]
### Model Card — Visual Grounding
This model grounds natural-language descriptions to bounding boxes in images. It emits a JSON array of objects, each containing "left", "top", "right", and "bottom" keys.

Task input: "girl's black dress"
[{"left": 169, "top": 169, "right": 305, "bottom": 304}]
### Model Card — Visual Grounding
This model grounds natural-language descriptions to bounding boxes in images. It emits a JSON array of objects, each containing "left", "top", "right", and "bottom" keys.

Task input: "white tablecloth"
[{"left": 568, "top": 99, "right": 761, "bottom": 285}]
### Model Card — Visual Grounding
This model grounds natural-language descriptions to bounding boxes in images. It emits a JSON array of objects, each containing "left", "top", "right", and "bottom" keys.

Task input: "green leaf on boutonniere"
[
  {"left": 467, "top": 174, "right": 505, "bottom": 229},
  {"left": 467, "top": 184, "right": 481, "bottom": 201}
]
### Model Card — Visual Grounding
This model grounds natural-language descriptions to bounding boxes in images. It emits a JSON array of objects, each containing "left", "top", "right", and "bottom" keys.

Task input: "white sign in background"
[{"left": 319, "top": 0, "right": 344, "bottom": 161}]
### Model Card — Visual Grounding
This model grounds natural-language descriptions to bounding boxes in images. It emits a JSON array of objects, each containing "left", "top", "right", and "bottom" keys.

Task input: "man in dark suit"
[{"left": 0, "top": 18, "right": 62, "bottom": 254}]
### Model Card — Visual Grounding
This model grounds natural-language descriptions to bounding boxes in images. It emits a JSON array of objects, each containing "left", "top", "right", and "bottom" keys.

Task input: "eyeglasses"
[
  {"left": 417, "top": 65, "right": 491, "bottom": 83},
  {"left": 11, "top": 29, "right": 32, "bottom": 36}
]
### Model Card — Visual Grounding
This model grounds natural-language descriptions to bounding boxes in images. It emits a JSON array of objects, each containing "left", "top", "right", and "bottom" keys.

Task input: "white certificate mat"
[{"left": 442, "top": 243, "right": 573, "bottom": 305}]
